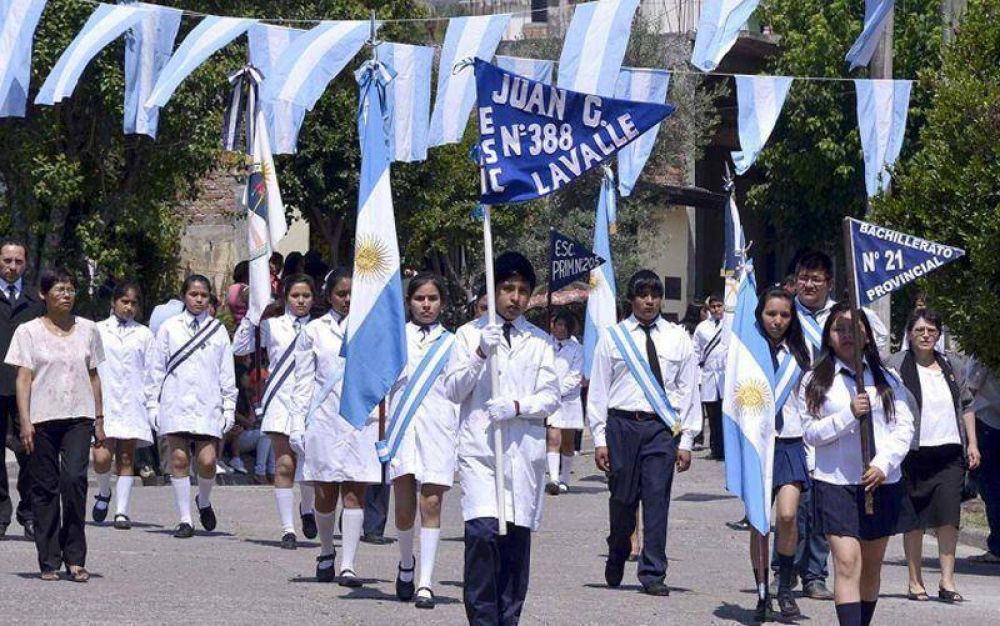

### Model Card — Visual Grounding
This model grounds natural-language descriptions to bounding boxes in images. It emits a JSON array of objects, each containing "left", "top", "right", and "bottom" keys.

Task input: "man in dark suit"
[{"left": 0, "top": 239, "right": 44, "bottom": 538}]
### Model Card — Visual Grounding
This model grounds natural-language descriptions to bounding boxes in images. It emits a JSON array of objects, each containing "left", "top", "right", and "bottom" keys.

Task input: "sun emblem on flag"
[
  {"left": 734, "top": 379, "right": 771, "bottom": 418},
  {"left": 354, "top": 234, "right": 392, "bottom": 282},
  {"left": 588, "top": 270, "right": 601, "bottom": 290}
]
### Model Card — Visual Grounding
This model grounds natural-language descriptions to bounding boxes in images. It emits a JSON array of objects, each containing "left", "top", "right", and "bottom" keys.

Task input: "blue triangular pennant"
[{"left": 549, "top": 229, "right": 606, "bottom": 292}]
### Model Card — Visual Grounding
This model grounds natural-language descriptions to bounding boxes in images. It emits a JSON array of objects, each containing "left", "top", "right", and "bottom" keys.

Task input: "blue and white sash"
[
  {"left": 376, "top": 331, "right": 456, "bottom": 463},
  {"left": 773, "top": 350, "right": 801, "bottom": 413},
  {"left": 259, "top": 339, "right": 297, "bottom": 416},
  {"left": 795, "top": 299, "right": 823, "bottom": 352},
  {"left": 607, "top": 323, "right": 679, "bottom": 433}
]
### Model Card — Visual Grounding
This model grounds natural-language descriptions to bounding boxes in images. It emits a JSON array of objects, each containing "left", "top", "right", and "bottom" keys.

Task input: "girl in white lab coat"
[
  {"left": 145, "top": 274, "right": 237, "bottom": 539},
  {"left": 387, "top": 273, "right": 459, "bottom": 609},
  {"left": 290, "top": 268, "right": 379, "bottom": 586},
  {"left": 545, "top": 309, "right": 584, "bottom": 495},
  {"left": 233, "top": 274, "right": 317, "bottom": 550},
  {"left": 799, "top": 302, "right": 914, "bottom": 626},
  {"left": 91, "top": 282, "right": 155, "bottom": 530}
]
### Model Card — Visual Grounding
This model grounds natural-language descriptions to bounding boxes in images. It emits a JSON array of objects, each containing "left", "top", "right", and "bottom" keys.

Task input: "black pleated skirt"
[
  {"left": 814, "top": 480, "right": 904, "bottom": 541},
  {"left": 773, "top": 437, "right": 812, "bottom": 491},
  {"left": 897, "top": 444, "right": 964, "bottom": 531}
]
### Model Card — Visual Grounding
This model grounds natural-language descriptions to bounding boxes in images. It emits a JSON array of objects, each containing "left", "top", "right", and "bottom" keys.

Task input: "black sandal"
[
  {"left": 40, "top": 571, "right": 60, "bottom": 582},
  {"left": 938, "top": 587, "right": 964, "bottom": 603},
  {"left": 907, "top": 587, "right": 930, "bottom": 601},
  {"left": 414, "top": 587, "right": 436, "bottom": 609}
]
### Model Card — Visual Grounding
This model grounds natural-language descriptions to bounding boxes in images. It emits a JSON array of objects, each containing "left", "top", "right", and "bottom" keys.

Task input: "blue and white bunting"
[
  {"left": 614, "top": 67, "right": 671, "bottom": 196},
  {"left": 36, "top": 3, "right": 149, "bottom": 106},
  {"left": 691, "top": 0, "right": 761, "bottom": 72},
  {"left": 124, "top": 3, "right": 182, "bottom": 138},
  {"left": 340, "top": 60, "right": 407, "bottom": 429},
  {"left": 263, "top": 20, "right": 369, "bottom": 111},
  {"left": 428, "top": 13, "right": 510, "bottom": 147},
  {"left": 855, "top": 79, "right": 911, "bottom": 197},
  {"left": 731, "top": 75, "right": 793, "bottom": 175},
  {"left": 721, "top": 262, "right": 776, "bottom": 536},
  {"left": 846, "top": 0, "right": 896, "bottom": 71},
  {"left": 582, "top": 168, "right": 618, "bottom": 377},
  {"left": 557, "top": 0, "right": 640, "bottom": 97},
  {"left": 147, "top": 16, "right": 256, "bottom": 108},
  {"left": 0, "top": 0, "right": 48, "bottom": 117},
  {"left": 381, "top": 42, "right": 434, "bottom": 163},
  {"left": 494, "top": 55, "right": 553, "bottom": 84},
  {"left": 248, "top": 24, "right": 307, "bottom": 154}
]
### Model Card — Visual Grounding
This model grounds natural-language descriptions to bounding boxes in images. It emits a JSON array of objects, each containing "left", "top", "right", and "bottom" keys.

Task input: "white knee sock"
[
  {"left": 559, "top": 454, "right": 574, "bottom": 485},
  {"left": 115, "top": 476, "right": 134, "bottom": 516},
  {"left": 418, "top": 527, "right": 441, "bottom": 590},
  {"left": 397, "top": 526, "right": 415, "bottom": 581},
  {"left": 546, "top": 452, "right": 560, "bottom": 482},
  {"left": 340, "top": 508, "right": 364, "bottom": 572},
  {"left": 275, "top": 488, "right": 296, "bottom": 533},
  {"left": 299, "top": 482, "right": 315, "bottom": 515},
  {"left": 96, "top": 471, "right": 112, "bottom": 501},
  {"left": 315, "top": 510, "right": 336, "bottom": 560},
  {"left": 197, "top": 476, "right": 214, "bottom": 508},
  {"left": 172, "top": 477, "right": 192, "bottom": 524}
]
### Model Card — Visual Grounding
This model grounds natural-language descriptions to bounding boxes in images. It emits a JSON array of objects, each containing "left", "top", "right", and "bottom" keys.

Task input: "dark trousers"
[
  {"left": 606, "top": 413, "right": 677, "bottom": 586},
  {"left": 977, "top": 420, "right": 1000, "bottom": 555},
  {"left": 771, "top": 486, "right": 830, "bottom": 584},
  {"left": 464, "top": 518, "right": 532, "bottom": 626},
  {"left": 0, "top": 394, "right": 33, "bottom": 526},
  {"left": 704, "top": 400, "right": 724, "bottom": 458},
  {"left": 363, "top": 480, "right": 390, "bottom": 537},
  {"left": 28, "top": 418, "right": 92, "bottom": 572}
]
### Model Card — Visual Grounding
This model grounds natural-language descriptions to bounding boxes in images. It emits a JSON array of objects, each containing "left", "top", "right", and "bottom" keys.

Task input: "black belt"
[
  {"left": 776, "top": 436, "right": 803, "bottom": 443},
  {"left": 609, "top": 408, "right": 658, "bottom": 422}
]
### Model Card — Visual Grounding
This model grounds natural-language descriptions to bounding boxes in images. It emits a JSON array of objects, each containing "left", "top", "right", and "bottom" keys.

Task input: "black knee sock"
[
  {"left": 835, "top": 602, "right": 862, "bottom": 626},
  {"left": 860, "top": 600, "right": 877, "bottom": 626},
  {"left": 777, "top": 553, "right": 795, "bottom": 593}
]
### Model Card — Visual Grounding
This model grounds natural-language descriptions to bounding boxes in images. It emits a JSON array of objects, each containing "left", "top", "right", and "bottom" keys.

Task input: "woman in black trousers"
[
  {"left": 3, "top": 268, "right": 104, "bottom": 581},
  {"left": 889, "top": 309, "right": 980, "bottom": 603}
]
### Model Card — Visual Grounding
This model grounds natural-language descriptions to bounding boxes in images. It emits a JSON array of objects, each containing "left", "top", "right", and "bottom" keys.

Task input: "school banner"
[
  {"left": 473, "top": 58, "right": 675, "bottom": 205},
  {"left": 549, "top": 229, "right": 605, "bottom": 292},
  {"left": 847, "top": 218, "right": 965, "bottom": 306}
]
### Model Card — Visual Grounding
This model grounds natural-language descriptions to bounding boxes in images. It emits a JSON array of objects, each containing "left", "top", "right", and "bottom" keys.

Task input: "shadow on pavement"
[
  {"left": 143, "top": 529, "right": 235, "bottom": 538},
  {"left": 243, "top": 538, "right": 321, "bottom": 549}
]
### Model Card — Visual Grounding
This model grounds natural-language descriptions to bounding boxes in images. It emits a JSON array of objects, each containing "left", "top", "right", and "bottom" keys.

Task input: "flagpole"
[
  {"left": 546, "top": 227, "right": 555, "bottom": 335},
  {"left": 482, "top": 203, "right": 508, "bottom": 536},
  {"left": 842, "top": 217, "right": 876, "bottom": 515}
]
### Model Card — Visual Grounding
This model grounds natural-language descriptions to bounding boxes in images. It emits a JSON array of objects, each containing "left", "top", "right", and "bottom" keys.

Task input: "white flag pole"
[{"left": 482, "top": 203, "right": 508, "bottom": 536}]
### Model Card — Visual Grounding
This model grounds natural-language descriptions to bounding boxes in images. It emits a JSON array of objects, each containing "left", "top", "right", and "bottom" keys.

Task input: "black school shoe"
[
  {"left": 604, "top": 559, "right": 624, "bottom": 588},
  {"left": 195, "top": 495, "right": 217, "bottom": 532},
  {"left": 316, "top": 553, "right": 336, "bottom": 583},
  {"left": 641, "top": 581, "right": 670, "bottom": 596},
  {"left": 777, "top": 591, "right": 801, "bottom": 619},
  {"left": 414, "top": 587, "right": 435, "bottom": 609},
  {"left": 396, "top": 561, "right": 415, "bottom": 601},
  {"left": 281, "top": 532, "right": 297, "bottom": 550},
  {"left": 113, "top": 514, "right": 131, "bottom": 530},
  {"left": 301, "top": 510, "right": 318, "bottom": 539},
  {"left": 754, "top": 596, "right": 776, "bottom": 623},
  {"left": 173, "top": 522, "right": 194, "bottom": 538},
  {"left": 92, "top": 493, "right": 111, "bottom": 523}
]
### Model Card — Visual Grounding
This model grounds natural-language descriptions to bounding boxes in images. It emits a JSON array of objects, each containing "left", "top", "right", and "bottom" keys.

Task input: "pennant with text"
[{"left": 549, "top": 229, "right": 606, "bottom": 292}]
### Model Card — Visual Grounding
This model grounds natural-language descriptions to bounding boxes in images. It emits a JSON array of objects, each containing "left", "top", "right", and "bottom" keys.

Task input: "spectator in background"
[
  {"left": 225, "top": 365, "right": 275, "bottom": 483},
  {"left": 693, "top": 293, "right": 727, "bottom": 461},
  {"left": 227, "top": 261, "right": 250, "bottom": 327},
  {"left": 967, "top": 358, "right": 1000, "bottom": 564},
  {"left": 269, "top": 252, "right": 284, "bottom": 298},
  {"left": 304, "top": 251, "right": 330, "bottom": 290},
  {"left": 282, "top": 252, "right": 304, "bottom": 279},
  {"left": 782, "top": 274, "right": 798, "bottom": 296}
]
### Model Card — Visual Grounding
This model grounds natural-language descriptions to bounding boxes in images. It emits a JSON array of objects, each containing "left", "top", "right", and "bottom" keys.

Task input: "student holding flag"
[
  {"left": 587, "top": 270, "right": 701, "bottom": 596},
  {"left": 381, "top": 273, "right": 459, "bottom": 609},
  {"left": 145, "top": 275, "right": 237, "bottom": 539},
  {"left": 443, "top": 251, "right": 560, "bottom": 626},
  {"left": 798, "top": 303, "right": 914, "bottom": 626},
  {"left": 232, "top": 274, "right": 318, "bottom": 550}
]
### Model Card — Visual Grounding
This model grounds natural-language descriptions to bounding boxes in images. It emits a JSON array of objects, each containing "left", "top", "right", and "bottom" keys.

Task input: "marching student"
[
  {"left": 384, "top": 273, "right": 459, "bottom": 609},
  {"left": 289, "top": 268, "right": 378, "bottom": 587},
  {"left": 443, "top": 251, "right": 560, "bottom": 626},
  {"left": 145, "top": 275, "right": 237, "bottom": 539},
  {"left": 799, "top": 303, "right": 914, "bottom": 626},
  {"left": 748, "top": 287, "right": 813, "bottom": 622},
  {"left": 587, "top": 270, "right": 702, "bottom": 596},
  {"left": 693, "top": 293, "right": 727, "bottom": 460},
  {"left": 545, "top": 309, "right": 584, "bottom": 495},
  {"left": 92, "top": 282, "right": 155, "bottom": 530},
  {"left": 233, "top": 274, "right": 318, "bottom": 550}
]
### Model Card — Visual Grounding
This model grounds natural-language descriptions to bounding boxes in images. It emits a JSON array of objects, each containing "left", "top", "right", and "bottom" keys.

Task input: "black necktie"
[
  {"left": 770, "top": 345, "right": 784, "bottom": 432},
  {"left": 502, "top": 322, "right": 513, "bottom": 347},
  {"left": 6, "top": 285, "right": 15, "bottom": 302},
  {"left": 640, "top": 324, "right": 664, "bottom": 388},
  {"left": 419, "top": 325, "right": 431, "bottom": 342}
]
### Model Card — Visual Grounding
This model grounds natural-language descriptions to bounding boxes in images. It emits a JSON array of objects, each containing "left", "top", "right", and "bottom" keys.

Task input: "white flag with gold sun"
[
  {"left": 721, "top": 262, "right": 776, "bottom": 536},
  {"left": 582, "top": 166, "right": 617, "bottom": 378}
]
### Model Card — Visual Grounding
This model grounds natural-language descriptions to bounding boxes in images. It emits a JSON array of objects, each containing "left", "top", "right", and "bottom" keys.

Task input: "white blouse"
[{"left": 916, "top": 364, "right": 961, "bottom": 447}]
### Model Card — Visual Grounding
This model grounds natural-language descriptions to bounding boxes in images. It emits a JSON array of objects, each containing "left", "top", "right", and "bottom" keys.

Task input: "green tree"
[{"left": 871, "top": 1, "right": 1000, "bottom": 370}]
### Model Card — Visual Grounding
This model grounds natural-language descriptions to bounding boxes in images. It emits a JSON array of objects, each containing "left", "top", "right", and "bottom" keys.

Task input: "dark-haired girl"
[
  {"left": 145, "top": 275, "right": 236, "bottom": 539},
  {"left": 385, "top": 273, "right": 459, "bottom": 608},
  {"left": 92, "top": 282, "right": 155, "bottom": 530},
  {"left": 545, "top": 309, "right": 584, "bottom": 495},
  {"left": 233, "top": 274, "right": 317, "bottom": 549},
  {"left": 5, "top": 269, "right": 104, "bottom": 581},
  {"left": 749, "top": 287, "right": 812, "bottom": 622},
  {"left": 798, "top": 303, "right": 914, "bottom": 626}
]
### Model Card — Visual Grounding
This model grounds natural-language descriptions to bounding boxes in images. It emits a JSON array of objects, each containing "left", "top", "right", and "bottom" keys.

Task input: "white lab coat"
[
  {"left": 386, "top": 322, "right": 460, "bottom": 486},
  {"left": 232, "top": 312, "right": 308, "bottom": 435},
  {"left": 290, "top": 312, "right": 380, "bottom": 484},
  {"left": 547, "top": 335, "right": 584, "bottom": 429},
  {"left": 96, "top": 317, "right": 155, "bottom": 446},
  {"left": 693, "top": 317, "right": 726, "bottom": 402},
  {"left": 443, "top": 315, "right": 560, "bottom": 531},
  {"left": 145, "top": 311, "right": 237, "bottom": 438}
]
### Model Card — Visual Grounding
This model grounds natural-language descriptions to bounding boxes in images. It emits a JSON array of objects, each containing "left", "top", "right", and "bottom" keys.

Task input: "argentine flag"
[
  {"left": 721, "top": 263, "right": 777, "bottom": 535},
  {"left": 582, "top": 168, "right": 618, "bottom": 378},
  {"left": 340, "top": 60, "right": 407, "bottom": 429}
]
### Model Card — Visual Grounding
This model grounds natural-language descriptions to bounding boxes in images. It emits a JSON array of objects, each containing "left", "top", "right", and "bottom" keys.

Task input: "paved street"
[{"left": 2, "top": 448, "right": 998, "bottom": 625}]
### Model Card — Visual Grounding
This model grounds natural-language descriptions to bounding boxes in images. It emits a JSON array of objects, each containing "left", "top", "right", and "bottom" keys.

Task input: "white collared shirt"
[
  {"left": 1, "top": 277, "right": 22, "bottom": 301},
  {"left": 797, "top": 297, "right": 889, "bottom": 359},
  {"left": 770, "top": 341, "right": 804, "bottom": 439},
  {"left": 586, "top": 315, "right": 702, "bottom": 450},
  {"left": 233, "top": 310, "right": 310, "bottom": 424}
]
